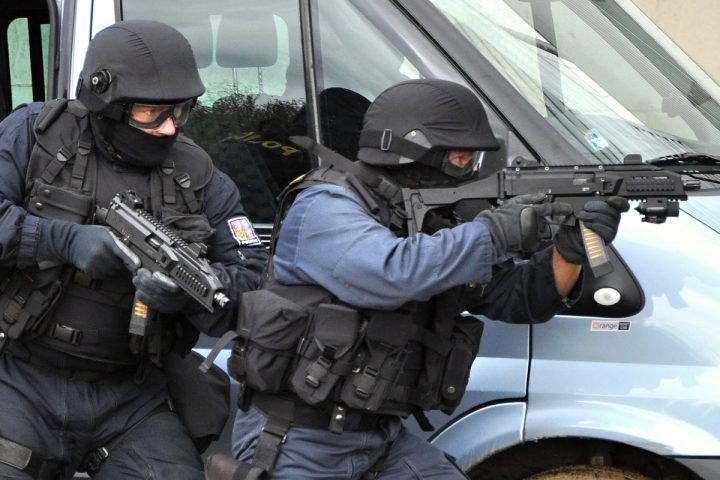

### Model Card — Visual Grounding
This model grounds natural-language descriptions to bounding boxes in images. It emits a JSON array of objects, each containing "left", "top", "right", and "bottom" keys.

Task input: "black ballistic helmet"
[
  {"left": 76, "top": 20, "right": 206, "bottom": 121},
  {"left": 357, "top": 79, "right": 500, "bottom": 167}
]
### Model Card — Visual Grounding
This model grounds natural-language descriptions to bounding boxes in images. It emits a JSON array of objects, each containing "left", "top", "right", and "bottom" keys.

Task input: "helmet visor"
[{"left": 127, "top": 99, "right": 194, "bottom": 129}]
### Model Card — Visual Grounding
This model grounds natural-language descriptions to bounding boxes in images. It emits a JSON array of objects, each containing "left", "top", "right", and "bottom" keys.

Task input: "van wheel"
[{"left": 526, "top": 465, "right": 651, "bottom": 480}]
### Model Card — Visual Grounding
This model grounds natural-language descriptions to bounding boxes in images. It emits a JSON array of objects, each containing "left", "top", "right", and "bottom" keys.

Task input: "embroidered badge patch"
[{"left": 227, "top": 216, "right": 262, "bottom": 247}]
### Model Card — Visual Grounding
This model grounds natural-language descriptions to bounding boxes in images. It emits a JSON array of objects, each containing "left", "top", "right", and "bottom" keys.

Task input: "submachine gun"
[
  {"left": 402, "top": 154, "right": 699, "bottom": 277},
  {"left": 96, "top": 191, "right": 230, "bottom": 338}
]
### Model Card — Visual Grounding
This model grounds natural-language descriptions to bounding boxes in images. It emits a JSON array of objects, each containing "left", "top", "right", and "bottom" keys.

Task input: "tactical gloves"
[
  {"left": 204, "top": 454, "right": 257, "bottom": 480},
  {"left": 553, "top": 196, "right": 630, "bottom": 264},
  {"left": 474, "top": 193, "right": 573, "bottom": 262},
  {"left": 37, "top": 219, "right": 135, "bottom": 278},
  {"left": 132, "top": 267, "right": 189, "bottom": 314}
]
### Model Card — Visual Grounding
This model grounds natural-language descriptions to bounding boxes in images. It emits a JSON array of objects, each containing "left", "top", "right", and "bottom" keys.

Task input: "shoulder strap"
[
  {"left": 37, "top": 119, "right": 94, "bottom": 189},
  {"left": 32, "top": 101, "right": 95, "bottom": 193},
  {"left": 287, "top": 136, "right": 407, "bottom": 232},
  {"left": 34, "top": 99, "right": 68, "bottom": 134},
  {"left": 288, "top": 136, "right": 403, "bottom": 205}
]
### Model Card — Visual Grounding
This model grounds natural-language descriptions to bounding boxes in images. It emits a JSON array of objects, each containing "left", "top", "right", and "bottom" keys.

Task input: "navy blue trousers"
[
  {"left": 0, "top": 351, "right": 204, "bottom": 479},
  {"left": 233, "top": 407, "right": 469, "bottom": 479}
]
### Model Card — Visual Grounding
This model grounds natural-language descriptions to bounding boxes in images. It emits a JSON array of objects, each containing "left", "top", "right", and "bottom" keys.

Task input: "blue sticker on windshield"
[{"left": 584, "top": 128, "right": 609, "bottom": 151}]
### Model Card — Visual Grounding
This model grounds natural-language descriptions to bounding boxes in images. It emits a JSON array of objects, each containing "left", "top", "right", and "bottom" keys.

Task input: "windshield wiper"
[
  {"left": 645, "top": 152, "right": 720, "bottom": 186},
  {"left": 646, "top": 152, "right": 720, "bottom": 171}
]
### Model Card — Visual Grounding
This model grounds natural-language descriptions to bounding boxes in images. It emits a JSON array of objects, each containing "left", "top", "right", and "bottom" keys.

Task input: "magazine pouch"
[
  {"left": 228, "top": 289, "right": 308, "bottom": 393},
  {"left": 291, "top": 303, "right": 361, "bottom": 405}
]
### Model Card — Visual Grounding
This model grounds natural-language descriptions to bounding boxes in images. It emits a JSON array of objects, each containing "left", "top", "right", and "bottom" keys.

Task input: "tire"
[{"left": 526, "top": 465, "right": 651, "bottom": 480}]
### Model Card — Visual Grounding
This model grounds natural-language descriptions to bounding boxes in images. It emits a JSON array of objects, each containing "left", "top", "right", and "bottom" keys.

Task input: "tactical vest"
[
  {"left": 0, "top": 99, "right": 214, "bottom": 367},
  {"left": 227, "top": 165, "right": 484, "bottom": 423}
]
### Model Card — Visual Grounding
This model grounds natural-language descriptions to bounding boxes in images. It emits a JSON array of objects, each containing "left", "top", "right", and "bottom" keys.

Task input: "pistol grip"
[
  {"left": 108, "top": 231, "right": 141, "bottom": 271},
  {"left": 580, "top": 220, "right": 613, "bottom": 277}
]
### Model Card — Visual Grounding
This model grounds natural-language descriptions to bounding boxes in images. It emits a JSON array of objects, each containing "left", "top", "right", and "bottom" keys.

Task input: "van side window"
[
  {"left": 311, "top": 0, "right": 424, "bottom": 159},
  {"left": 122, "top": 0, "right": 310, "bottom": 226},
  {"left": 2, "top": 13, "right": 50, "bottom": 119}
]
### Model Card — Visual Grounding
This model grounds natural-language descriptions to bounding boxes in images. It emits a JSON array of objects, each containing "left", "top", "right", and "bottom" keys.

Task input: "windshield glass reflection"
[{"left": 430, "top": 0, "right": 720, "bottom": 164}]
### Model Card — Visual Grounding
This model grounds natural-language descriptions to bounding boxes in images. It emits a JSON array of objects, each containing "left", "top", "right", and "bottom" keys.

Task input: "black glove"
[
  {"left": 37, "top": 219, "right": 137, "bottom": 278},
  {"left": 554, "top": 196, "right": 630, "bottom": 264},
  {"left": 132, "top": 267, "right": 189, "bottom": 314},
  {"left": 474, "top": 193, "right": 573, "bottom": 261},
  {"left": 205, "top": 454, "right": 254, "bottom": 480}
]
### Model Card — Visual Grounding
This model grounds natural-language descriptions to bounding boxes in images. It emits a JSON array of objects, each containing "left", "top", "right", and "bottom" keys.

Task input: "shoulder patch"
[{"left": 227, "top": 216, "right": 262, "bottom": 247}]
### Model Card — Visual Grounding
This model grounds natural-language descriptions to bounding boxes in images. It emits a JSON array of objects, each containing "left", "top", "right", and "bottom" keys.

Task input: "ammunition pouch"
[
  {"left": 226, "top": 286, "right": 485, "bottom": 418},
  {"left": 340, "top": 312, "right": 413, "bottom": 411},
  {"left": 435, "top": 316, "right": 484, "bottom": 412},
  {"left": 26, "top": 180, "right": 95, "bottom": 224},
  {"left": 291, "top": 303, "right": 362, "bottom": 405},
  {"left": 0, "top": 268, "right": 64, "bottom": 340},
  {"left": 228, "top": 289, "right": 309, "bottom": 394},
  {"left": 0, "top": 142, "right": 95, "bottom": 342}
]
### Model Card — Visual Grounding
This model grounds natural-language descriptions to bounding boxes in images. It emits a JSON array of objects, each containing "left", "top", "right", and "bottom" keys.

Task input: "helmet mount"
[{"left": 90, "top": 70, "right": 112, "bottom": 94}]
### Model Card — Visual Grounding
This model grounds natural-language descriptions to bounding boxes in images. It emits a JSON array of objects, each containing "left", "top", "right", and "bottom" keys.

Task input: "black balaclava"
[
  {"left": 382, "top": 162, "right": 464, "bottom": 189},
  {"left": 92, "top": 114, "right": 176, "bottom": 167}
]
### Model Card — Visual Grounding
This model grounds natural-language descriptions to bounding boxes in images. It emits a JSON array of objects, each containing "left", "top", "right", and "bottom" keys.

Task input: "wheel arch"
[
  {"left": 431, "top": 401, "right": 710, "bottom": 479},
  {"left": 465, "top": 436, "right": 702, "bottom": 479}
]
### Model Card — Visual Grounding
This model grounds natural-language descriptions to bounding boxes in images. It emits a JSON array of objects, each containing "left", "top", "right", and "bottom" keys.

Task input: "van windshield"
[{"left": 430, "top": 0, "right": 720, "bottom": 165}]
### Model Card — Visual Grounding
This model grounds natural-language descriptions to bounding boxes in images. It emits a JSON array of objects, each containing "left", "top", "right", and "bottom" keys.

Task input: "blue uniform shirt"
[{"left": 274, "top": 182, "right": 577, "bottom": 322}]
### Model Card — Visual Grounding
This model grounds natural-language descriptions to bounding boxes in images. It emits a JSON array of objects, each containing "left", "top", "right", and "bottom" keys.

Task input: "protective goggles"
[
  {"left": 440, "top": 150, "right": 485, "bottom": 179},
  {"left": 126, "top": 98, "right": 194, "bottom": 129}
]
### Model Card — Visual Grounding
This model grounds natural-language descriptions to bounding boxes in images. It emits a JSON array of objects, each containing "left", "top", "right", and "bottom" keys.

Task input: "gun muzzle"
[{"left": 214, "top": 292, "right": 230, "bottom": 309}]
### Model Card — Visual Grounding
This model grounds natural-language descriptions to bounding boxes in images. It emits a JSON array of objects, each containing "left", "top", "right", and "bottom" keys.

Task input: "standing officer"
[
  {"left": 208, "top": 79, "right": 628, "bottom": 480},
  {"left": 0, "top": 20, "right": 266, "bottom": 479}
]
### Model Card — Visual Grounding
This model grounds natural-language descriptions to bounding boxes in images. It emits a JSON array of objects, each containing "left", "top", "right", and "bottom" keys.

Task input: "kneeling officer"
[
  {"left": 207, "top": 79, "right": 628, "bottom": 479},
  {"left": 0, "top": 20, "right": 266, "bottom": 479}
]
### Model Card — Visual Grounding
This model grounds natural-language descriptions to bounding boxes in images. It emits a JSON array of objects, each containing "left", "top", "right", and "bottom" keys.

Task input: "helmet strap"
[{"left": 358, "top": 129, "right": 429, "bottom": 161}]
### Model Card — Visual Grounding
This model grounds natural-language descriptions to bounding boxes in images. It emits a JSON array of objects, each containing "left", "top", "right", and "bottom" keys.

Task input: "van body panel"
[
  {"left": 527, "top": 197, "right": 720, "bottom": 457},
  {"left": 431, "top": 402, "right": 527, "bottom": 471}
]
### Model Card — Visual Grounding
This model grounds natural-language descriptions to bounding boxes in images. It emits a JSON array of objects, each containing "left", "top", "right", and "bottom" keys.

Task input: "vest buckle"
[
  {"left": 78, "top": 447, "right": 108, "bottom": 475},
  {"left": 354, "top": 365, "right": 379, "bottom": 399},
  {"left": 174, "top": 172, "right": 192, "bottom": 189},
  {"left": 55, "top": 147, "right": 71, "bottom": 163},
  {"left": 49, "top": 324, "right": 83, "bottom": 344}
]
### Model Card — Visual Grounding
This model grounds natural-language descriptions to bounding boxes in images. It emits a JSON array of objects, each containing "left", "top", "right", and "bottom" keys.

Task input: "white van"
[{"left": 4, "top": 0, "right": 720, "bottom": 478}]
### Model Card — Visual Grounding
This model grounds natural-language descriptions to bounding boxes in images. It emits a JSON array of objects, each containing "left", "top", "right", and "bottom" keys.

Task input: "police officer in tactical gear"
[
  {"left": 207, "top": 78, "right": 628, "bottom": 480},
  {"left": 0, "top": 20, "right": 266, "bottom": 479}
]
